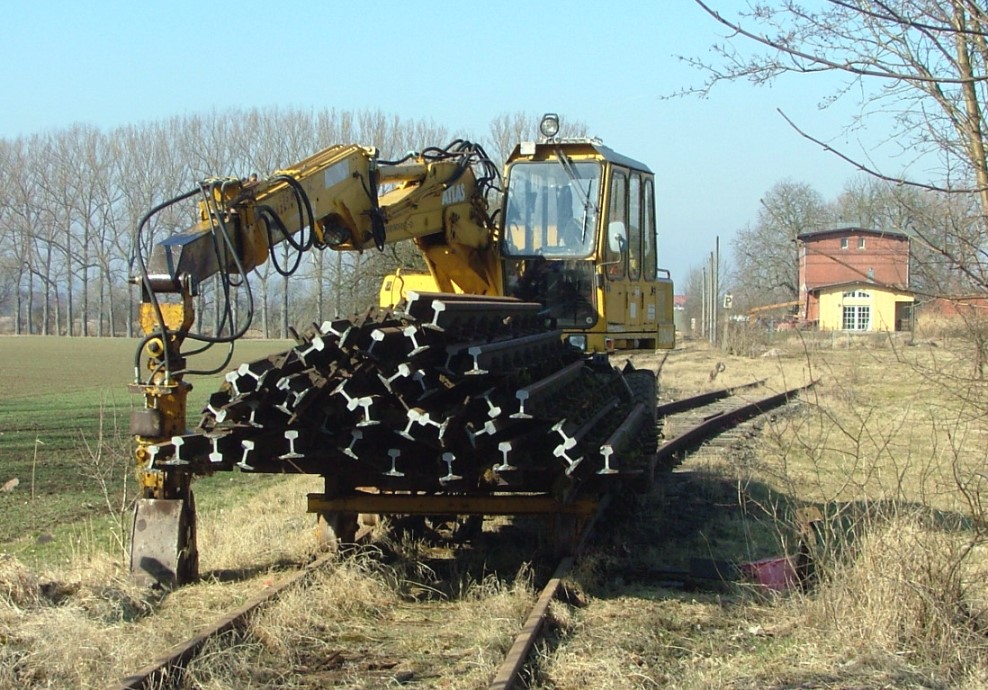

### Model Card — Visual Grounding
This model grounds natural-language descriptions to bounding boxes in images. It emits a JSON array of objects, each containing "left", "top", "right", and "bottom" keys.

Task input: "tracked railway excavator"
[{"left": 129, "top": 115, "right": 675, "bottom": 586}]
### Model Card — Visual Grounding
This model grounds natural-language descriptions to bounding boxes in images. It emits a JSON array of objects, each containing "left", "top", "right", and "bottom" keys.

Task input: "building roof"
[
  {"left": 796, "top": 225, "right": 910, "bottom": 242},
  {"left": 807, "top": 279, "right": 914, "bottom": 295}
]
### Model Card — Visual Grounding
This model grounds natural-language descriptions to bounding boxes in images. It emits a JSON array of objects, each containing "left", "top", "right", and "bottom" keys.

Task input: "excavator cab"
[
  {"left": 500, "top": 115, "right": 675, "bottom": 352},
  {"left": 378, "top": 116, "right": 676, "bottom": 353}
]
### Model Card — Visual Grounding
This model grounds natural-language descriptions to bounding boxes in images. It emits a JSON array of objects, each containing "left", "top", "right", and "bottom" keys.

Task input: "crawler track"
[{"left": 111, "top": 381, "right": 812, "bottom": 690}]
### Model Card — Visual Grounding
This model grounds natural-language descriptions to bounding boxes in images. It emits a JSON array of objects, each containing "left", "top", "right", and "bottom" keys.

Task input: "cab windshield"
[{"left": 501, "top": 160, "right": 601, "bottom": 258}]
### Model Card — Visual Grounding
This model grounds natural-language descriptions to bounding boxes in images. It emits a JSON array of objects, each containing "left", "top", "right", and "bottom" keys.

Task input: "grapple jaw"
[{"left": 129, "top": 495, "right": 198, "bottom": 588}]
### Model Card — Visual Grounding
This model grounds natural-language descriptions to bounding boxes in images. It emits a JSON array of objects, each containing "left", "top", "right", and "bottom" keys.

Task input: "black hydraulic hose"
[
  {"left": 269, "top": 174, "right": 316, "bottom": 246},
  {"left": 379, "top": 151, "right": 418, "bottom": 166},
  {"left": 258, "top": 206, "right": 305, "bottom": 276},
  {"left": 174, "top": 341, "right": 235, "bottom": 377},
  {"left": 188, "top": 171, "right": 315, "bottom": 345},
  {"left": 132, "top": 170, "right": 318, "bottom": 385},
  {"left": 133, "top": 186, "right": 200, "bottom": 384},
  {"left": 211, "top": 179, "right": 246, "bottom": 288},
  {"left": 354, "top": 171, "right": 387, "bottom": 250},
  {"left": 260, "top": 174, "right": 319, "bottom": 270},
  {"left": 190, "top": 181, "right": 255, "bottom": 343}
]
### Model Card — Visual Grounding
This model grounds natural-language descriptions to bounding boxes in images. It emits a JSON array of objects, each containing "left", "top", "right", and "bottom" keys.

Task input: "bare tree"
[
  {"left": 486, "top": 112, "right": 590, "bottom": 166},
  {"left": 0, "top": 106, "right": 519, "bottom": 337},
  {"left": 831, "top": 176, "right": 983, "bottom": 294},
  {"left": 487, "top": 112, "right": 535, "bottom": 166},
  {"left": 110, "top": 120, "right": 191, "bottom": 337},
  {"left": 687, "top": 0, "right": 988, "bottom": 287},
  {"left": 0, "top": 139, "right": 35, "bottom": 334},
  {"left": 0, "top": 141, "right": 16, "bottom": 327},
  {"left": 732, "top": 180, "right": 832, "bottom": 306},
  {"left": 43, "top": 126, "right": 114, "bottom": 336},
  {"left": 682, "top": 263, "right": 708, "bottom": 337},
  {"left": 3, "top": 136, "right": 63, "bottom": 335}
]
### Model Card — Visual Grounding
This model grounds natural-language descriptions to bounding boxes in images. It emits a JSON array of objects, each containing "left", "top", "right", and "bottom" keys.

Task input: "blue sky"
[{"left": 0, "top": 1, "right": 905, "bottom": 288}]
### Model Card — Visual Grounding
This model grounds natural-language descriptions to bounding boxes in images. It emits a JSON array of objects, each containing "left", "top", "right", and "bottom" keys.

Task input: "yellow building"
[{"left": 813, "top": 281, "right": 914, "bottom": 332}]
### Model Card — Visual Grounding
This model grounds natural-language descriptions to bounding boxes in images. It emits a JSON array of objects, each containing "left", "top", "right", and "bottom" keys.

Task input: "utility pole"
[
  {"left": 701, "top": 236, "right": 721, "bottom": 346},
  {"left": 701, "top": 265, "right": 708, "bottom": 339},
  {"left": 713, "top": 236, "right": 720, "bottom": 346},
  {"left": 707, "top": 252, "right": 714, "bottom": 344}
]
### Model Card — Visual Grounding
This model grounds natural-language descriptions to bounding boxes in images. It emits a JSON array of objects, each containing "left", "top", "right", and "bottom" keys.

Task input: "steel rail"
[
  {"left": 654, "top": 378, "right": 766, "bottom": 417},
  {"left": 487, "top": 380, "right": 816, "bottom": 690},
  {"left": 488, "top": 492, "right": 608, "bottom": 690},
  {"left": 107, "top": 543, "right": 358, "bottom": 690},
  {"left": 657, "top": 380, "right": 817, "bottom": 463},
  {"left": 112, "top": 381, "right": 812, "bottom": 690},
  {"left": 488, "top": 556, "right": 575, "bottom": 690}
]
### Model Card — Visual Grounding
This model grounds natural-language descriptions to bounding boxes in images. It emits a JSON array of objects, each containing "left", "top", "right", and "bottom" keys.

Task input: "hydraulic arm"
[
  {"left": 127, "top": 122, "right": 671, "bottom": 587},
  {"left": 130, "top": 140, "right": 502, "bottom": 585}
]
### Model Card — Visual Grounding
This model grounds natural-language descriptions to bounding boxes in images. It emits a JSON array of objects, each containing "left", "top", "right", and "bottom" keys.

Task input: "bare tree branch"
[{"left": 776, "top": 108, "right": 988, "bottom": 194}]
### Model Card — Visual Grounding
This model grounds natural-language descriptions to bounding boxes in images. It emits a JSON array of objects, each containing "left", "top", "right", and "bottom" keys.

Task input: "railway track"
[{"left": 108, "top": 380, "right": 812, "bottom": 690}]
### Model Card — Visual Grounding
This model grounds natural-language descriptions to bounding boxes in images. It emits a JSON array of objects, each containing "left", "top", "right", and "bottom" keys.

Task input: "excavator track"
[{"left": 145, "top": 293, "right": 656, "bottom": 503}]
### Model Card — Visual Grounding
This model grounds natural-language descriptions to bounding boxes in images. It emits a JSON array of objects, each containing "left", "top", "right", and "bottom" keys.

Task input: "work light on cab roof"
[{"left": 539, "top": 112, "right": 560, "bottom": 140}]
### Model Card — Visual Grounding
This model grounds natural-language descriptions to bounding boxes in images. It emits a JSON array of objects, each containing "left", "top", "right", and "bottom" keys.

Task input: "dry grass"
[
  {"left": 627, "top": 337, "right": 812, "bottom": 400},
  {"left": 532, "top": 337, "right": 988, "bottom": 689},
  {"left": 6, "top": 336, "right": 988, "bottom": 688},
  {"left": 182, "top": 560, "right": 536, "bottom": 688},
  {"left": 0, "top": 474, "right": 324, "bottom": 689},
  {"left": 801, "top": 515, "right": 988, "bottom": 668},
  {"left": 0, "top": 469, "right": 542, "bottom": 689}
]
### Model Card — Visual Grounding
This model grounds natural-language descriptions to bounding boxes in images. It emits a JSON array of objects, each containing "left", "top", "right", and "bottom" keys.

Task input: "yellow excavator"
[{"left": 129, "top": 114, "right": 674, "bottom": 586}]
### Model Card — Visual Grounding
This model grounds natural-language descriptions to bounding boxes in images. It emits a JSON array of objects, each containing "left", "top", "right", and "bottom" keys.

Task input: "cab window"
[
  {"left": 604, "top": 169, "right": 627, "bottom": 278},
  {"left": 628, "top": 173, "right": 642, "bottom": 280},
  {"left": 643, "top": 178, "right": 656, "bottom": 281},
  {"left": 502, "top": 160, "right": 600, "bottom": 258}
]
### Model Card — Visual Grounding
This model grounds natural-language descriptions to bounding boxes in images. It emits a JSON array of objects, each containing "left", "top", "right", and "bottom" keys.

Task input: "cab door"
[
  {"left": 602, "top": 169, "right": 628, "bottom": 335},
  {"left": 640, "top": 176, "right": 659, "bottom": 334},
  {"left": 626, "top": 172, "right": 645, "bottom": 330}
]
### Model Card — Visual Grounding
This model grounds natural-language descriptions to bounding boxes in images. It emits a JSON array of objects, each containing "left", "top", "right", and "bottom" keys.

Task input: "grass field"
[
  {"left": 0, "top": 335, "right": 292, "bottom": 562},
  {"left": 3, "top": 332, "right": 988, "bottom": 688}
]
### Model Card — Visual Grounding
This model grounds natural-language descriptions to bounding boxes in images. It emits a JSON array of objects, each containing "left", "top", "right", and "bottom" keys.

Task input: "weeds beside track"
[{"left": 106, "top": 382, "right": 812, "bottom": 690}]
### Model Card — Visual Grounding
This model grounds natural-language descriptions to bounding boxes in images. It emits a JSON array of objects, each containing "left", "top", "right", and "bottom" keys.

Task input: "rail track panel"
[
  {"left": 111, "top": 528, "right": 565, "bottom": 689},
  {"left": 110, "top": 382, "right": 812, "bottom": 689},
  {"left": 513, "top": 381, "right": 816, "bottom": 688}
]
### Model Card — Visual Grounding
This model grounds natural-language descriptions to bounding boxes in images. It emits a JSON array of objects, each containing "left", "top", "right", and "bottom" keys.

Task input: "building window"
[
  {"left": 840, "top": 238, "right": 849, "bottom": 250},
  {"left": 842, "top": 305, "right": 870, "bottom": 331},
  {"left": 842, "top": 290, "right": 871, "bottom": 298},
  {"left": 858, "top": 237, "right": 866, "bottom": 249}
]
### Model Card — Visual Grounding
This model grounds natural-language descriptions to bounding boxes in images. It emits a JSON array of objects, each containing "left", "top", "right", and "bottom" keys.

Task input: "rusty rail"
[
  {"left": 656, "top": 380, "right": 817, "bottom": 463},
  {"left": 488, "top": 557, "right": 575, "bottom": 690},
  {"left": 485, "top": 380, "right": 816, "bottom": 690},
  {"left": 654, "top": 378, "right": 765, "bottom": 417},
  {"left": 112, "top": 381, "right": 813, "bottom": 690},
  {"left": 107, "top": 546, "right": 351, "bottom": 690}
]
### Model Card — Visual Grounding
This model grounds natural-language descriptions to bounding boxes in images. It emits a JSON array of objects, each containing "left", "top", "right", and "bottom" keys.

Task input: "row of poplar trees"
[{"left": 0, "top": 108, "right": 546, "bottom": 338}]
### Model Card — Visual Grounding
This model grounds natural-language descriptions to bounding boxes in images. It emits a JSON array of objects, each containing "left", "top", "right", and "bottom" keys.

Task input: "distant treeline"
[{"left": 0, "top": 108, "right": 555, "bottom": 338}]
